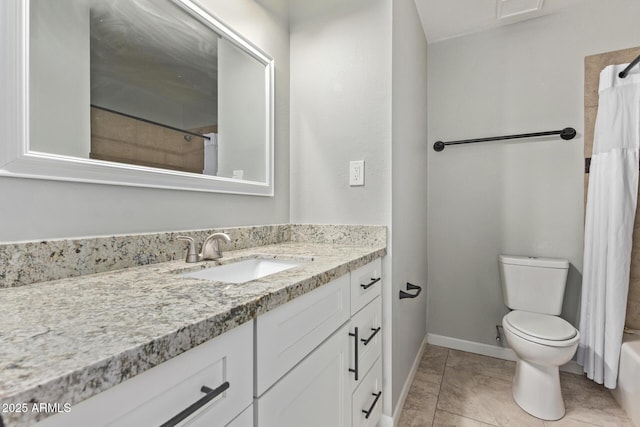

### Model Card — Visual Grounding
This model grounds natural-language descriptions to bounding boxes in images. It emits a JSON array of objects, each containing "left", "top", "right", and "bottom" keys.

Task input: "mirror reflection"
[{"left": 30, "top": 0, "right": 269, "bottom": 183}]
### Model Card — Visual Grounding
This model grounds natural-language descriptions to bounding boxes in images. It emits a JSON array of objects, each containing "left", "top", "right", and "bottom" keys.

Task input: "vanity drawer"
[
  {"left": 352, "top": 358, "right": 383, "bottom": 427},
  {"left": 347, "top": 296, "right": 382, "bottom": 389},
  {"left": 256, "top": 274, "right": 350, "bottom": 396},
  {"left": 37, "top": 321, "right": 253, "bottom": 427},
  {"left": 350, "top": 259, "right": 382, "bottom": 315}
]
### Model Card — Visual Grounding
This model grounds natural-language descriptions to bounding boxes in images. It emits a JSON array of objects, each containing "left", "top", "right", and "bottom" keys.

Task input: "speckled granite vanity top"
[{"left": 0, "top": 225, "right": 386, "bottom": 426}]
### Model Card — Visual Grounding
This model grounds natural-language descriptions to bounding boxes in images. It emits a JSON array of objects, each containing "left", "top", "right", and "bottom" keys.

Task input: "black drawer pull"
[
  {"left": 360, "top": 327, "right": 381, "bottom": 346},
  {"left": 160, "top": 381, "right": 230, "bottom": 427},
  {"left": 360, "top": 277, "right": 381, "bottom": 290},
  {"left": 349, "top": 327, "right": 359, "bottom": 381},
  {"left": 399, "top": 282, "right": 422, "bottom": 299},
  {"left": 362, "top": 391, "right": 382, "bottom": 419}
]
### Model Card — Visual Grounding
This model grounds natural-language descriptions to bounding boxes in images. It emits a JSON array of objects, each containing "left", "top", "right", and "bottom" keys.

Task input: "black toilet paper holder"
[{"left": 399, "top": 282, "right": 422, "bottom": 299}]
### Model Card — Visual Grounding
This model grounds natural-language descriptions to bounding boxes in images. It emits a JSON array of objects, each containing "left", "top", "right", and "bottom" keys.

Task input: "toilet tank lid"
[{"left": 499, "top": 255, "right": 569, "bottom": 269}]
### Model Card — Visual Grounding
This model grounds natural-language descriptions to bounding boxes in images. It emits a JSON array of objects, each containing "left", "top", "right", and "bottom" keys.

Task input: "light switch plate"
[{"left": 349, "top": 160, "right": 364, "bottom": 186}]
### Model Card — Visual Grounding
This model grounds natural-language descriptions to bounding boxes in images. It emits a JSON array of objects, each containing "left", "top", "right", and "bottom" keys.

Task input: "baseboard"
[
  {"left": 382, "top": 335, "right": 428, "bottom": 427},
  {"left": 378, "top": 414, "right": 394, "bottom": 427},
  {"left": 427, "top": 333, "right": 517, "bottom": 361},
  {"left": 427, "top": 333, "right": 584, "bottom": 375}
]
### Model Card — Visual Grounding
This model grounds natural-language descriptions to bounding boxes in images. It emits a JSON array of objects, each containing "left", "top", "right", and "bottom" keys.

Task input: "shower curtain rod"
[
  {"left": 619, "top": 53, "right": 640, "bottom": 78},
  {"left": 90, "top": 104, "right": 211, "bottom": 141},
  {"left": 433, "top": 127, "right": 576, "bottom": 152}
]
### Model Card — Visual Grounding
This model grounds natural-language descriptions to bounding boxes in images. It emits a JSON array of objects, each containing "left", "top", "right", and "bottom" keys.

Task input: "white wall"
[
  {"left": 290, "top": 0, "right": 429, "bottom": 416},
  {"left": 289, "top": 0, "right": 392, "bottom": 226},
  {"left": 427, "top": 0, "right": 640, "bottom": 347},
  {"left": 391, "top": 0, "right": 428, "bottom": 413},
  {"left": 289, "top": 0, "right": 394, "bottom": 415},
  {"left": 0, "top": 0, "right": 290, "bottom": 242}
]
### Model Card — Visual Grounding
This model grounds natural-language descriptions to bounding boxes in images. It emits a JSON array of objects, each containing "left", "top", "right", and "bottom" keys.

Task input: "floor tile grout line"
[
  {"left": 430, "top": 348, "right": 450, "bottom": 426},
  {"left": 557, "top": 416, "right": 603, "bottom": 427},
  {"left": 438, "top": 349, "right": 522, "bottom": 427},
  {"left": 434, "top": 375, "right": 505, "bottom": 427},
  {"left": 436, "top": 409, "right": 500, "bottom": 427}
]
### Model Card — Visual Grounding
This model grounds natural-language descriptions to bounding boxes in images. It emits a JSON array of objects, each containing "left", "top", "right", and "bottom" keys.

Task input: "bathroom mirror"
[{"left": 0, "top": 0, "right": 274, "bottom": 195}]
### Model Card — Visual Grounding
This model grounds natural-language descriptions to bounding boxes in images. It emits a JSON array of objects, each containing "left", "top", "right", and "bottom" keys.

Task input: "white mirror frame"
[{"left": 0, "top": 0, "right": 275, "bottom": 196}]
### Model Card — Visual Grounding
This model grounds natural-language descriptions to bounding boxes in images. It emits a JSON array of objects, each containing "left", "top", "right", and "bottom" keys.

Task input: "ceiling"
[{"left": 414, "top": 0, "right": 588, "bottom": 43}]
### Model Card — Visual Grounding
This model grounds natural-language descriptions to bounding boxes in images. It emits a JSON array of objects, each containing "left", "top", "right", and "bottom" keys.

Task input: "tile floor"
[{"left": 398, "top": 345, "right": 634, "bottom": 427}]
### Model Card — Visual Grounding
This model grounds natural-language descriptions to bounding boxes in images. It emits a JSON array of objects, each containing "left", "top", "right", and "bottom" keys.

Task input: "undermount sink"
[{"left": 180, "top": 258, "right": 306, "bottom": 283}]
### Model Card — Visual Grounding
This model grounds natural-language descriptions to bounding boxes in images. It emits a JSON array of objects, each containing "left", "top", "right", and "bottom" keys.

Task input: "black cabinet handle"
[
  {"left": 348, "top": 327, "right": 359, "bottom": 381},
  {"left": 360, "top": 277, "right": 381, "bottom": 290},
  {"left": 399, "top": 282, "right": 422, "bottom": 299},
  {"left": 160, "top": 381, "right": 230, "bottom": 427},
  {"left": 362, "top": 391, "right": 382, "bottom": 419},
  {"left": 360, "top": 327, "right": 381, "bottom": 346}
]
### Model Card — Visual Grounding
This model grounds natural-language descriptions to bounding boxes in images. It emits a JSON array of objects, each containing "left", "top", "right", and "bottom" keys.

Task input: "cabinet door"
[
  {"left": 225, "top": 404, "right": 253, "bottom": 427},
  {"left": 256, "top": 274, "right": 350, "bottom": 395},
  {"left": 256, "top": 323, "right": 350, "bottom": 427}
]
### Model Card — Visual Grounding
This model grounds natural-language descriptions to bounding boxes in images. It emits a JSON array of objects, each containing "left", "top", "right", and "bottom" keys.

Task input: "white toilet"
[{"left": 499, "top": 255, "right": 580, "bottom": 421}]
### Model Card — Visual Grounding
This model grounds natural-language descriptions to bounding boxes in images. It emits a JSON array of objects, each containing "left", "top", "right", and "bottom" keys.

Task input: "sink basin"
[{"left": 180, "top": 258, "right": 305, "bottom": 283}]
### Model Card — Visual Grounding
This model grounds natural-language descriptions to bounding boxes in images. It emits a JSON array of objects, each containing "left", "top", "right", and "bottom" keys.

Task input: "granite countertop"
[{"left": 0, "top": 241, "right": 386, "bottom": 427}]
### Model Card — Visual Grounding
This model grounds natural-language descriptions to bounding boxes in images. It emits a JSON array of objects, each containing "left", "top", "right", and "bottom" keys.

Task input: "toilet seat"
[{"left": 504, "top": 311, "right": 578, "bottom": 347}]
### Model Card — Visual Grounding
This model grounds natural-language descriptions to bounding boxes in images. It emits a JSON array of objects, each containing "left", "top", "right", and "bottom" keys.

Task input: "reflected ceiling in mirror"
[
  {"left": 0, "top": 0, "right": 274, "bottom": 195},
  {"left": 90, "top": 0, "right": 219, "bottom": 136}
]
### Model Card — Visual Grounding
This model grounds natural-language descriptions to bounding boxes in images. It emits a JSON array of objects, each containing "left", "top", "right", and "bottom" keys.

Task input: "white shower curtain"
[
  {"left": 577, "top": 63, "right": 640, "bottom": 389},
  {"left": 203, "top": 133, "right": 218, "bottom": 176}
]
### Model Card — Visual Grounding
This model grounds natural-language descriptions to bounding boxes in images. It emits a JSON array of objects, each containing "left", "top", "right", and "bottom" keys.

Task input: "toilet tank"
[{"left": 499, "top": 255, "right": 569, "bottom": 315}]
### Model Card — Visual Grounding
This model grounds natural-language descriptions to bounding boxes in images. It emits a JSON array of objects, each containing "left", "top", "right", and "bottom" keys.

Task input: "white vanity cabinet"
[
  {"left": 34, "top": 258, "right": 384, "bottom": 427},
  {"left": 348, "top": 258, "right": 383, "bottom": 426},
  {"left": 255, "top": 258, "right": 383, "bottom": 427},
  {"left": 225, "top": 404, "right": 254, "bottom": 427},
  {"left": 255, "top": 275, "right": 351, "bottom": 426},
  {"left": 256, "top": 323, "right": 351, "bottom": 427},
  {"left": 255, "top": 275, "right": 351, "bottom": 396},
  {"left": 36, "top": 321, "right": 253, "bottom": 427}
]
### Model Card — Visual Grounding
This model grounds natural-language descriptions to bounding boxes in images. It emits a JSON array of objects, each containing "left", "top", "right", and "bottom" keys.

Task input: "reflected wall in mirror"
[{"left": 0, "top": 0, "right": 274, "bottom": 195}]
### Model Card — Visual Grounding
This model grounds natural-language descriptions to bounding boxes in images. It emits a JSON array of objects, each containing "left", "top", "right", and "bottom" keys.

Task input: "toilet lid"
[{"left": 504, "top": 311, "right": 577, "bottom": 341}]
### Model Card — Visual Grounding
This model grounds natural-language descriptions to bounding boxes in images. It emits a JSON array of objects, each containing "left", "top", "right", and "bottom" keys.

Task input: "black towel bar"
[
  {"left": 433, "top": 127, "right": 576, "bottom": 152},
  {"left": 619, "top": 53, "right": 640, "bottom": 78}
]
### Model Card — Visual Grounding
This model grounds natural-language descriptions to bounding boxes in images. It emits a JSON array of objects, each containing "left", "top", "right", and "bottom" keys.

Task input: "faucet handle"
[{"left": 177, "top": 236, "right": 199, "bottom": 263}]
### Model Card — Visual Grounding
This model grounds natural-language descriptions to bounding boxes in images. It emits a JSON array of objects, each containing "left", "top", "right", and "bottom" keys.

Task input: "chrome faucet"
[
  {"left": 177, "top": 233, "right": 231, "bottom": 263},
  {"left": 200, "top": 233, "right": 231, "bottom": 260}
]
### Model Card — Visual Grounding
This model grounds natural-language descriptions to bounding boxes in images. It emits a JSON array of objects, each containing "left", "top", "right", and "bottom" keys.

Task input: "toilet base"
[{"left": 512, "top": 359, "right": 565, "bottom": 421}]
